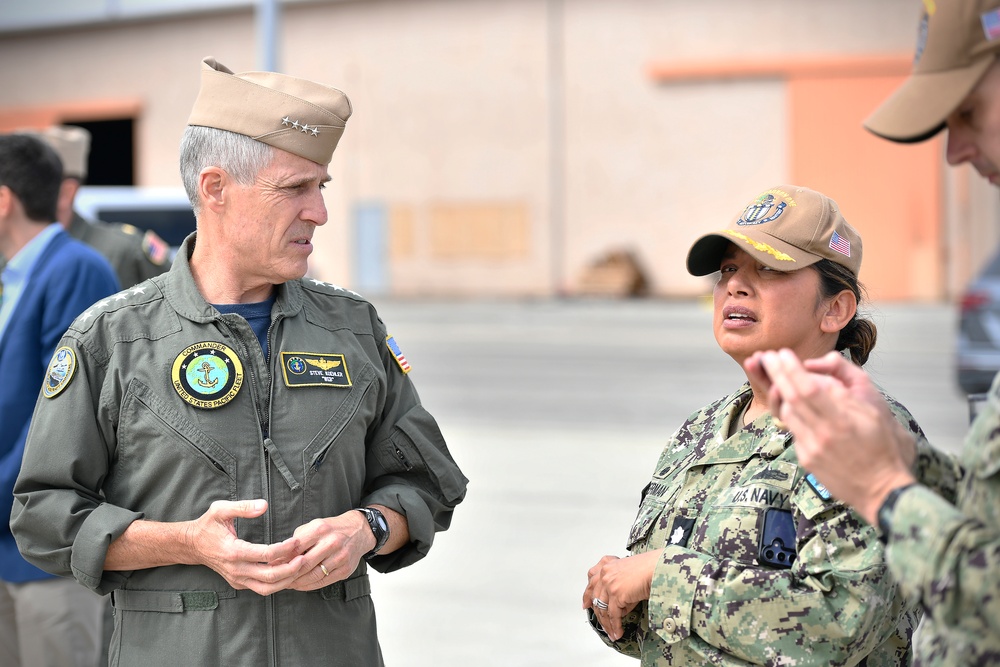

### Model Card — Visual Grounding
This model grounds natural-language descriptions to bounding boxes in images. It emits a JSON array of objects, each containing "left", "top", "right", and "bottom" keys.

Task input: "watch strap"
[
  {"left": 356, "top": 507, "right": 389, "bottom": 559},
  {"left": 877, "top": 483, "right": 916, "bottom": 545}
]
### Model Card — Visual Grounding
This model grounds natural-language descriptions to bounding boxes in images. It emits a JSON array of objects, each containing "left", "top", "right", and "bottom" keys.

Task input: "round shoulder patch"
[
  {"left": 171, "top": 341, "right": 244, "bottom": 409},
  {"left": 43, "top": 346, "right": 77, "bottom": 398}
]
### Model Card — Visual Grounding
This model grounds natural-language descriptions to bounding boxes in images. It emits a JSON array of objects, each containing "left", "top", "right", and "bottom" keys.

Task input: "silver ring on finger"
[{"left": 593, "top": 597, "right": 609, "bottom": 611}]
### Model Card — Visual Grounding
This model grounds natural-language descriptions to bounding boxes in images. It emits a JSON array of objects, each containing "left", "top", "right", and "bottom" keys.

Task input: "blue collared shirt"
[{"left": 0, "top": 224, "right": 64, "bottom": 344}]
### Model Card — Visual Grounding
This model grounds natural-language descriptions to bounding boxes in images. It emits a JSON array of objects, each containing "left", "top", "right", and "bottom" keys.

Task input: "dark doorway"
[{"left": 66, "top": 118, "right": 135, "bottom": 186}]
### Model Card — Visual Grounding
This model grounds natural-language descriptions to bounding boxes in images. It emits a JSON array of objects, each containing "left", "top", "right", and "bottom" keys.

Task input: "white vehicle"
[{"left": 74, "top": 186, "right": 196, "bottom": 259}]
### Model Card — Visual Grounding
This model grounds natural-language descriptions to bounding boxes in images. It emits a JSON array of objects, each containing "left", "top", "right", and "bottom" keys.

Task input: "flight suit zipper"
[
  {"left": 264, "top": 313, "right": 280, "bottom": 667},
  {"left": 218, "top": 315, "right": 278, "bottom": 666}
]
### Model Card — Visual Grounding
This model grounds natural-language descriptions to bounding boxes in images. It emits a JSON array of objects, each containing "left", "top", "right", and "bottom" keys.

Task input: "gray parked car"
[{"left": 958, "top": 248, "right": 1000, "bottom": 394}]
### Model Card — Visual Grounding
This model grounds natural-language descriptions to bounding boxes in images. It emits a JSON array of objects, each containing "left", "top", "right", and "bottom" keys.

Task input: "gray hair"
[{"left": 179, "top": 126, "right": 275, "bottom": 214}]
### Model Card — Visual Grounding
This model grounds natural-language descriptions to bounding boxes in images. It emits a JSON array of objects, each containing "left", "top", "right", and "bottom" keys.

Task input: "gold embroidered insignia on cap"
[
  {"left": 171, "top": 341, "right": 244, "bottom": 409},
  {"left": 43, "top": 346, "right": 77, "bottom": 399},
  {"left": 724, "top": 230, "right": 796, "bottom": 262},
  {"left": 280, "top": 352, "right": 352, "bottom": 387},
  {"left": 737, "top": 190, "right": 795, "bottom": 226}
]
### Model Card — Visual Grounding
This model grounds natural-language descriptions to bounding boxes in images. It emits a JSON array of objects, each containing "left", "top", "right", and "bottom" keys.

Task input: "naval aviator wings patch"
[{"left": 280, "top": 352, "right": 352, "bottom": 387}]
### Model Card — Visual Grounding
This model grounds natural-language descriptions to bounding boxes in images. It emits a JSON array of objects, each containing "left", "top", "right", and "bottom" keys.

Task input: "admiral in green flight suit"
[{"left": 10, "top": 58, "right": 467, "bottom": 667}]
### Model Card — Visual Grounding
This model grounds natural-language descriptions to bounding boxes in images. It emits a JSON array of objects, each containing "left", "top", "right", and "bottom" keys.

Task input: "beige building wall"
[{"left": 1, "top": 0, "right": 995, "bottom": 299}]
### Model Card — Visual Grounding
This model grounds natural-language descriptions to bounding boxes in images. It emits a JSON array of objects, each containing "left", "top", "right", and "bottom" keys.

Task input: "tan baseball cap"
[
  {"left": 865, "top": 0, "right": 1000, "bottom": 143},
  {"left": 687, "top": 185, "right": 863, "bottom": 277},
  {"left": 19, "top": 125, "right": 91, "bottom": 179},
  {"left": 187, "top": 57, "right": 352, "bottom": 165}
]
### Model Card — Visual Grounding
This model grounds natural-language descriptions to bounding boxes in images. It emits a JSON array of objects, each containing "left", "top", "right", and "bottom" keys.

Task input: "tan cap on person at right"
[
  {"left": 865, "top": 0, "right": 1000, "bottom": 143},
  {"left": 18, "top": 126, "right": 91, "bottom": 180},
  {"left": 686, "top": 185, "right": 863, "bottom": 278}
]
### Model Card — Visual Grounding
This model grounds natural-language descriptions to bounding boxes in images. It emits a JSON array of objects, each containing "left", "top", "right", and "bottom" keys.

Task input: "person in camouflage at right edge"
[
  {"left": 583, "top": 185, "right": 961, "bottom": 666},
  {"left": 750, "top": 1, "right": 1000, "bottom": 665}
]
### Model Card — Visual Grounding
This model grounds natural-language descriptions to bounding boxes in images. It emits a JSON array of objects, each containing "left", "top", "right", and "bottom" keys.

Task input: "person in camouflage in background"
[
  {"left": 751, "top": 1, "right": 1000, "bottom": 664},
  {"left": 583, "top": 185, "right": 960, "bottom": 665}
]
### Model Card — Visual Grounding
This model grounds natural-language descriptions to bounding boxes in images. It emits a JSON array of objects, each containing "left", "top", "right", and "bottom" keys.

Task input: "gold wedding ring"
[{"left": 319, "top": 563, "right": 330, "bottom": 577}]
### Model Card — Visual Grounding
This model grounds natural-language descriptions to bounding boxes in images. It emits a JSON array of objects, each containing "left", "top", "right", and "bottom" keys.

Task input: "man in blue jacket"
[{"left": 0, "top": 133, "right": 119, "bottom": 666}]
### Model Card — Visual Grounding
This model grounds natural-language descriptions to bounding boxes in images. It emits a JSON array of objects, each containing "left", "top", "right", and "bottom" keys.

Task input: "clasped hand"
[{"left": 188, "top": 499, "right": 372, "bottom": 596}]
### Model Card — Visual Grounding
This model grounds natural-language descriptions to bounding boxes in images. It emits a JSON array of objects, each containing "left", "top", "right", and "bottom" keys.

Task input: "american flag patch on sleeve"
[
  {"left": 386, "top": 335, "right": 411, "bottom": 374},
  {"left": 829, "top": 230, "right": 851, "bottom": 257},
  {"left": 983, "top": 8, "right": 1000, "bottom": 40}
]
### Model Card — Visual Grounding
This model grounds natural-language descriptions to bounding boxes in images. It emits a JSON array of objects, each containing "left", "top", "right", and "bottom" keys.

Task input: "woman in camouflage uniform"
[{"left": 582, "top": 185, "right": 958, "bottom": 666}]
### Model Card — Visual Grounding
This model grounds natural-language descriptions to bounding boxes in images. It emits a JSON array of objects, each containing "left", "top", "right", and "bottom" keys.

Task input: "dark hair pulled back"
[{"left": 813, "top": 259, "right": 877, "bottom": 366}]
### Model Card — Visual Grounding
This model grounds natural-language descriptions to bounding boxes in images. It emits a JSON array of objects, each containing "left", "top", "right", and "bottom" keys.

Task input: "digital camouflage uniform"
[
  {"left": 10, "top": 235, "right": 467, "bottom": 667},
  {"left": 591, "top": 382, "right": 957, "bottom": 666},
  {"left": 67, "top": 212, "right": 171, "bottom": 289},
  {"left": 883, "top": 370, "right": 1000, "bottom": 666}
]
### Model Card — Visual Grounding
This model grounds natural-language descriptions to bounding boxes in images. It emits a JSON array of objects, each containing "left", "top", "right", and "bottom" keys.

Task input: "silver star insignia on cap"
[{"left": 278, "top": 116, "right": 319, "bottom": 137}]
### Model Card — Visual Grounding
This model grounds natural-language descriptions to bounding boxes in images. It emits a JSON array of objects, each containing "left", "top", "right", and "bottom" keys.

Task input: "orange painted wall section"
[
  {"left": 789, "top": 75, "right": 942, "bottom": 301},
  {"left": 650, "top": 55, "right": 943, "bottom": 302}
]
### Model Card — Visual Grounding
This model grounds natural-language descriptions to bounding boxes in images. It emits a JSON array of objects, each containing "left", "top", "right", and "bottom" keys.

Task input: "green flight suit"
[
  {"left": 10, "top": 235, "right": 467, "bottom": 667},
  {"left": 590, "top": 382, "right": 956, "bottom": 666}
]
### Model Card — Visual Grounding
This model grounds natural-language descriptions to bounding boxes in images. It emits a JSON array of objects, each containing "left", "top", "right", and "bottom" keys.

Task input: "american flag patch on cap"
[
  {"left": 829, "top": 230, "right": 851, "bottom": 257},
  {"left": 386, "top": 335, "right": 411, "bottom": 374}
]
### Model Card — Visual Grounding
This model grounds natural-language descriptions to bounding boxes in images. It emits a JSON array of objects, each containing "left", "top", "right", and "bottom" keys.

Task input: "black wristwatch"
[
  {"left": 877, "top": 484, "right": 916, "bottom": 545},
  {"left": 356, "top": 507, "right": 390, "bottom": 559}
]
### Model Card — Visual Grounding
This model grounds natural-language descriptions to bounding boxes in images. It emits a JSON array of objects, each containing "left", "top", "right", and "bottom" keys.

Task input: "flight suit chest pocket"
[
  {"left": 302, "top": 363, "right": 379, "bottom": 472},
  {"left": 112, "top": 381, "right": 237, "bottom": 517}
]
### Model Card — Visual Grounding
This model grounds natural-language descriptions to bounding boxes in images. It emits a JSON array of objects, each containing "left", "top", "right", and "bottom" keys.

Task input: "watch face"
[{"left": 360, "top": 508, "right": 389, "bottom": 554}]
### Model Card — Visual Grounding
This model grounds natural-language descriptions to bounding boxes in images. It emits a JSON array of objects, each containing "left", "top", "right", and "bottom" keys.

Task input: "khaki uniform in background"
[
  {"left": 67, "top": 212, "right": 170, "bottom": 289},
  {"left": 591, "top": 383, "right": 958, "bottom": 666},
  {"left": 10, "top": 235, "right": 467, "bottom": 667}
]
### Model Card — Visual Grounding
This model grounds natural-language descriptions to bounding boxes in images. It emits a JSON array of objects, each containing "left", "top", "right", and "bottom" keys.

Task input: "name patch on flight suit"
[
  {"left": 280, "top": 352, "right": 352, "bottom": 388},
  {"left": 43, "top": 346, "right": 77, "bottom": 398},
  {"left": 171, "top": 342, "right": 244, "bottom": 409}
]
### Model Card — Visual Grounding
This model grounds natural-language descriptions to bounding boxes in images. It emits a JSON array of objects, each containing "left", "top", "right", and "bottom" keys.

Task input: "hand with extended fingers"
[{"left": 744, "top": 349, "right": 917, "bottom": 524}]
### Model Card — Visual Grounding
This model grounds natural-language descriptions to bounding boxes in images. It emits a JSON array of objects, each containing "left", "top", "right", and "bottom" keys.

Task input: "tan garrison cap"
[
  {"left": 687, "top": 185, "right": 862, "bottom": 277},
  {"left": 865, "top": 0, "right": 1000, "bottom": 143},
  {"left": 187, "top": 57, "right": 352, "bottom": 165},
  {"left": 21, "top": 126, "right": 91, "bottom": 179}
]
